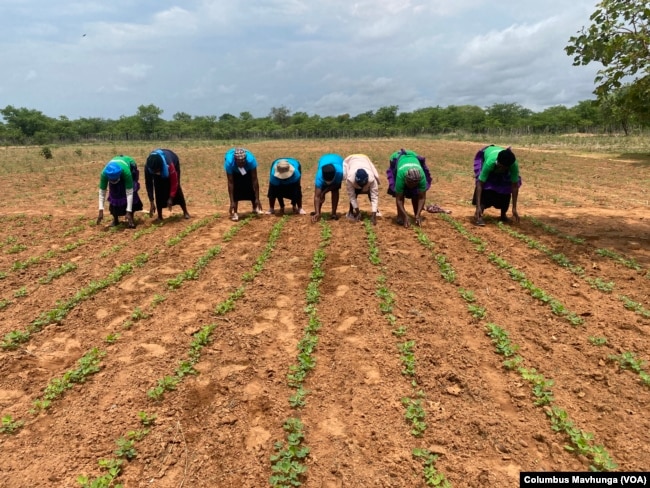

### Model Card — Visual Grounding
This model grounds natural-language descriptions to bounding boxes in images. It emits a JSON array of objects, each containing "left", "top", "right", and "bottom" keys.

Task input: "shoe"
[
  {"left": 376, "top": 210, "right": 383, "bottom": 217},
  {"left": 265, "top": 209, "right": 275, "bottom": 215},
  {"left": 230, "top": 213, "right": 239, "bottom": 222},
  {"left": 346, "top": 212, "right": 355, "bottom": 221},
  {"left": 499, "top": 215, "right": 511, "bottom": 223},
  {"left": 298, "top": 208, "right": 307, "bottom": 215},
  {"left": 475, "top": 217, "right": 485, "bottom": 226}
]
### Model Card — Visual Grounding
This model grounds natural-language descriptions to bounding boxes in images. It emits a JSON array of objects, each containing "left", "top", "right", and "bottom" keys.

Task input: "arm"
[
  {"left": 227, "top": 173, "right": 236, "bottom": 213},
  {"left": 346, "top": 181, "right": 359, "bottom": 211},
  {"left": 396, "top": 193, "right": 409, "bottom": 228},
  {"left": 144, "top": 168, "right": 154, "bottom": 203},
  {"left": 475, "top": 180, "right": 484, "bottom": 219},
  {"left": 414, "top": 190, "right": 427, "bottom": 226},
  {"left": 168, "top": 164, "right": 179, "bottom": 200},
  {"left": 312, "top": 187, "right": 324, "bottom": 222},
  {"left": 251, "top": 168, "right": 261, "bottom": 209},
  {"left": 511, "top": 183, "right": 520, "bottom": 222},
  {"left": 330, "top": 188, "right": 339, "bottom": 219}
]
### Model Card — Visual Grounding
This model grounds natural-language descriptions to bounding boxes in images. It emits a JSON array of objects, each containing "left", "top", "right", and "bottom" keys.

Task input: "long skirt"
[
  {"left": 233, "top": 171, "right": 256, "bottom": 203},
  {"left": 267, "top": 181, "right": 302, "bottom": 206},
  {"left": 472, "top": 188, "right": 511, "bottom": 211},
  {"left": 151, "top": 176, "right": 187, "bottom": 211},
  {"left": 108, "top": 164, "right": 143, "bottom": 217}
]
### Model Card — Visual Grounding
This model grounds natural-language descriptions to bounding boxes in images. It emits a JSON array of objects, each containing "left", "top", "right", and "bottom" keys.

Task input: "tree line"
[{"left": 0, "top": 98, "right": 648, "bottom": 146}]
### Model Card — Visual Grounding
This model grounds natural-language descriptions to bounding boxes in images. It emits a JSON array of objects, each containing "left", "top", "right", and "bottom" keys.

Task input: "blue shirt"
[
  {"left": 224, "top": 148, "right": 258, "bottom": 175},
  {"left": 314, "top": 153, "right": 344, "bottom": 190},
  {"left": 269, "top": 158, "right": 301, "bottom": 186}
]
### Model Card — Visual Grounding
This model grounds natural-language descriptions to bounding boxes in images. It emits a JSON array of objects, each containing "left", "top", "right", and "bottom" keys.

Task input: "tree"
[
  {"left": 565, "top": 0, "right": 650, "bottom": 97},
  {"left": 269, "top": 106, "right": 291, "bottom": 127},
  {"left": 0, "top": 105, "right": 54, "bottom": 137},
  {"left": 375, "top": 105, "right": 398, "bottom": 126},
  {"left": 136, "top": 104, "right": 164, "bottom": 135}
]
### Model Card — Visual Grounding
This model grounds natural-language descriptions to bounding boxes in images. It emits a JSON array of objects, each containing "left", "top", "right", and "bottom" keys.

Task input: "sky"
[{"left": 0, "top": 0, "right": 603, "bottom": 121}]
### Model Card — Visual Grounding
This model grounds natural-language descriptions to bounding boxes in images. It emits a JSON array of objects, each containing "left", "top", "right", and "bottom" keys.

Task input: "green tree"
[
  {"left": 0, "top": 105, "right": 54, "bottom": 137},
  {"left": 136, "top": 104, "right": 164, "bottom": 135},
  {"left": 565, "top": 0, "right": 650, "bottom": 97},
  {"left": 375, "top": 105, "right": 399, "bottom": 126},
  {"left": 269, "top": 106, "right": 291, "bottom": 127}
]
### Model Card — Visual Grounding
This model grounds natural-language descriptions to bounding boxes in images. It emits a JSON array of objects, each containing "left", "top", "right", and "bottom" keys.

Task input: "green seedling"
[
  {"left": 412, "top": 448, "right": 451, "bottom": 487},
  {"left": 459, "top": 288, "right": 476, "bottom": 303},
  {"left": 104, "top": 333, "right": 120, "bottom": 344},
  {"left": 13, "top": 286, "right": 27, "bottom": 298},
  {"left": 138, "top": 411, "right": 157, "bottom": 427},
  {"left": 588, "top": 336, "right": 607, "bottom": 346},
  {"left": 269, "top": 418, "right": 310, "bottom": 488},
  {"left": 0, "top": 415, "right": 24, "bottom": 434},
  {"left": 401, "top": 397, "right": 427, "bottom": 437},
  {"left": 585, "top": 278, "right": 615, "bottom": 293}
]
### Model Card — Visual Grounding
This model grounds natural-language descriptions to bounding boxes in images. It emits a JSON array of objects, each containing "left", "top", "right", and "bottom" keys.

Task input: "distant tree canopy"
[{"left": 0, "top": 99, "right": 647, "bottom": 145}]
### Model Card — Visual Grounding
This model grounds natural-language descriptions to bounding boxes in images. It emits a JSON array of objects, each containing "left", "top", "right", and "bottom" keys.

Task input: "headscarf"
[
  {"left": 103, "top": 162, "right": 122, "bottom": 183},
  {"left": 406, "top": 168, "right": 421, "bottom": 184},
  {"left": 355, "top": 168, "right": 369, "bottom": 186}
]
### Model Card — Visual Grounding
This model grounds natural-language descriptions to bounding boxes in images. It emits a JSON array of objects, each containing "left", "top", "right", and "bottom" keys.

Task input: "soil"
[{"left": 0, "top": 138, "right": 649, "bottom": 487}]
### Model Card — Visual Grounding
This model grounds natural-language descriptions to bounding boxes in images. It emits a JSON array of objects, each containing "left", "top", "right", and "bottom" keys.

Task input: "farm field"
[{"left": 0, "top": 137, "right": 649, "bottom": 487}]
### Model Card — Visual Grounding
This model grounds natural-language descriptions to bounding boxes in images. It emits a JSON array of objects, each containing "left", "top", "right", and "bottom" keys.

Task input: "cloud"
[{"left": 0, "top": 0, "right": 602, "bottom": 119}]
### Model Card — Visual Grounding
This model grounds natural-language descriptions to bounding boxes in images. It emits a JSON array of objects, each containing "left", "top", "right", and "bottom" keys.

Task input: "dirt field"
[{"left": 0, "top": 138, "right": 649, "bottom": 487}]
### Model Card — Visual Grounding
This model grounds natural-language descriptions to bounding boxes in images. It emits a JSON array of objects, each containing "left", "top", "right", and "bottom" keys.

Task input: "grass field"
[{"left": 0, "top": 137, "right": 648, "bottom": 487}]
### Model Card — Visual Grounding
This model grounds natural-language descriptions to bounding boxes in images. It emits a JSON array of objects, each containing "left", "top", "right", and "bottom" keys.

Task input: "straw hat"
[{"left": 274, "top": 159, "right": 295, "bottom": 179}]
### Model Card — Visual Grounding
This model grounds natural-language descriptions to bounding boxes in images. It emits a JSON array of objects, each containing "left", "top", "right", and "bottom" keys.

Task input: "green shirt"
[
  {"left": 478, "top": 145, "right": 519, "bottom": 183},
  {"left": 99, "top": 156, "right": 135, "bottom": 190},
  {"left": 394, "top": 153, "right": 426, "bottom": 194}
]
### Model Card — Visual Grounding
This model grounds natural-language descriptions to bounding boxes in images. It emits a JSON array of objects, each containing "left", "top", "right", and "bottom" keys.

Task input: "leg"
[{"left": 267, "top": 195, "right": 276, "bottom": 215}]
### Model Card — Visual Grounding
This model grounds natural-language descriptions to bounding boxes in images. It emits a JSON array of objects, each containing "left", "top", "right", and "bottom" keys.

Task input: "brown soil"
[{"left": 0, "top": 139, "right": 649, "bottom": 487}]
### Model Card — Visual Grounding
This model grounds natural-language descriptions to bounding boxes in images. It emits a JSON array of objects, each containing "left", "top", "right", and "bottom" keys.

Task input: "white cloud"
[{"left": 0, "top": 0, "right": 603, "bottom": 119}]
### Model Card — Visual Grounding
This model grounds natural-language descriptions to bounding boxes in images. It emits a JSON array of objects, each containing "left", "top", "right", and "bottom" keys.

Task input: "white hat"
[{"left": 273, "top": 160, "right": 295, "bottom": 179}]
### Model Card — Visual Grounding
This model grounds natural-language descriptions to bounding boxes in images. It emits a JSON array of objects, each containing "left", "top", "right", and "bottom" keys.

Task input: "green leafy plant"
[
  {"left": 401, "top": 397, "right": 427, "bottom": 437},
  {"left": 588, "top": 336, "right": 607, "bottom": 346},
  {"left": 412, "top": 448, "right": 451, "bottom": 487},
  {"left": 104, "top": 333, "right": 120, "bottom": 344},
  {"left": 586, "top": 277, "right": 615, "bottom": 293},
  {"left": 138, "top": 411, "right": 157, "bottom": 427},
  {"left": 32, "top": 348, "right": 105, "bottom": 412},
  {"left": 269, "top": 418, "right": 310, "bottom": 488},
  {"left": 0, "top": 415, "right": 24, "bottom": 434}
]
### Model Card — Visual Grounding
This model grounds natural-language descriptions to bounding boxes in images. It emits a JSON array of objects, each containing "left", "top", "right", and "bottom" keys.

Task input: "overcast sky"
[{"left": 0, "top": 0, "right": 602, "bottom": 121}]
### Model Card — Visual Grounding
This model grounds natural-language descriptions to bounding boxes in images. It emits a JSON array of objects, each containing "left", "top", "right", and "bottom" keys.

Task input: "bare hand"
[
  {"left": 415, "top": 215, "right": 422, "bottom": 227},
  {"left": 311, "top": 213, "right": 320, "bottom": 223},
  {"left": 512, "top": 209, "right": 520, "bottom": 223},
  {"left": 149, "top": 203, "right": 156, "bottom": 217},
  {"left": 167, "top": 198, "right": 173, "bottom": 211},
  {"left": 96, "top": 210, "right": 104, "bottom": 225},
  {"left": 126, "top": 211, "right": 135, "bottom": 229}
]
